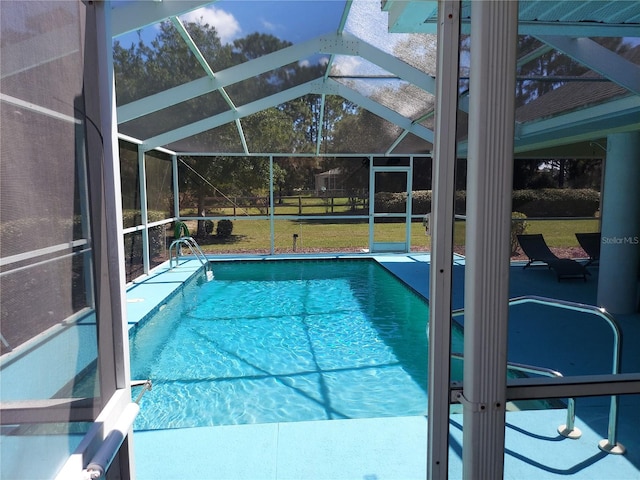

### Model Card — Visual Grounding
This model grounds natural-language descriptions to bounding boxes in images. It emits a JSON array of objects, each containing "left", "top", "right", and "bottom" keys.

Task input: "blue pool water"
[{"left": 130, "top": 259, "right": 453, "bottom": 430}]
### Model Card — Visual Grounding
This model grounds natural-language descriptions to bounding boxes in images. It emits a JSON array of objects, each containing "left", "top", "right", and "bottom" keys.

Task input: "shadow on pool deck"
[
  {"left": 377, "top": 254, "right": 640, "bottom": 479},
  {"left": 131, "top": 254, "right": 640, "bottom": 480}
]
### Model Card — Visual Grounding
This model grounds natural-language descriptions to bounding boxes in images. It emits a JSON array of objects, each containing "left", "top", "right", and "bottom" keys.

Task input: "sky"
[
  {"left": 114, "top": 0, "right": 347, "bottom": 47},
  {"left": 111, "top": 0, "right": 435, "bottom": 79}
]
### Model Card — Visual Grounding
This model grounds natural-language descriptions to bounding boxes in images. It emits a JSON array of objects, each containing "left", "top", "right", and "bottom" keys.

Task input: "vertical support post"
[
  {"left": 76, "top": 90, "right": 95, "bottom": 309},
  {"left": 463, "top": 2, "right": 518, "bottom": 478},
  {"left": 93, "top": 1, "right": 135, "bottom": 477},
  {"left": 172, "top": 154, "right": 179, "bottom": 223},
  {"left": 138, "top": 147, "right": 150, "bottom": 275},
  {"left": 597, "top": 132, "right": 640, "bottom": 314},
  {"left": 427, "top": 2, "right": 460, "bottom": 479},
  {"left": 368, "top": 156, "right": 375, "bottom": 252},
  {"left": 406, "top": 157, "right": 414, "bottom": 252},
  {"left": 94, "top": 0, "right": 129, "bottom": 400},
  {"left": 269, "top": 156, "right": 275, "bottom": 255}
]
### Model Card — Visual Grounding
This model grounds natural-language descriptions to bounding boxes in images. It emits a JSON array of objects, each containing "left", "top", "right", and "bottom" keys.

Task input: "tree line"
[{"left": 114, "top": 20, "right": 628, "bottom": 226}]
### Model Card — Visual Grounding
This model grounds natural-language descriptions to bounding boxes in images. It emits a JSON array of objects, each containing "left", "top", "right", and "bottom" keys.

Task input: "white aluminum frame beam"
[
  {"left": 505, "top": 373, "right": 640, "bottom": 400},
  {"left": 168, "top": 16, "right": 249, "bottom": 153},
  {"left": 454, "top": 95, "right": 640, "bottom": 157},
  {"left": 427, "top": 1, "right": 460, "bottom": 478},
  {"left": 326, "top": 79, "right": 434, "bottom": 143},
  {"left": 463, "top": 2, "right": 518, "bottom": 478},
  {"left": 536, "top": 36, "right": 640, "bottom": 95},
  {"left": 142, "top": 77, "right": 434, "bottom": 151},
  {"left": 111, "top": 1, "right": 215, "bottom": 37},
  {"left": 117, "top": 32, "right": 436, "bottom": 124},
  {"left": 514, "top": 96, "right": 640, "bottom": 151},
  {"left": 142, "top": 80, "right": 323, "bottom": 150}
]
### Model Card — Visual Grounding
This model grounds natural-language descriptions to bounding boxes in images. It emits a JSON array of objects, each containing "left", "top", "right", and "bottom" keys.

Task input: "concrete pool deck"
[{"left": 127, "top": 254, "right": 640, "bottom": 479}]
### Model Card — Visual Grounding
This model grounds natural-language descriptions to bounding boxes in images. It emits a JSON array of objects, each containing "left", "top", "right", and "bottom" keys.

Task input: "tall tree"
[
  {"left": 509, "top": 37, "right": 632, "bottom": 189},
  {"left": 114, "top": 23, "right": 333, "bottom": 231}
]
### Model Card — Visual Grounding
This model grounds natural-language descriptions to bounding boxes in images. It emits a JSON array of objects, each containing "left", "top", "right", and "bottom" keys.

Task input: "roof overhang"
[{"left": 382, "top": 0, "right": 640, "bottom": 37}]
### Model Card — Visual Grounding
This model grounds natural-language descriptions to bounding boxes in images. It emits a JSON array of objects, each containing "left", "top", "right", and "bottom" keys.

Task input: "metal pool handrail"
[
  {"left": 450, "top": 353, "right": 581, "bottom": 439},
  {"left": 131, "top": 379, "right": 153, "bottom": 404},
  {"left": 169, "top": 236, "right": 213, "bottom": 278},
  {"left": 450, "top": 295, "right": 625, "bottom": 454}
]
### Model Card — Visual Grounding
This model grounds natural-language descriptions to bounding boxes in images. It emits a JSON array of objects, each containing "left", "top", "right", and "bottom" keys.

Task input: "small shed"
[{"left": 314, "top": 168, "right": 342, "bottom": 196}]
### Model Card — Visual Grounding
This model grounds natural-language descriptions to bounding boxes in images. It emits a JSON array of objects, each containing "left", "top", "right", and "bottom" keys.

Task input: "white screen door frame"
[{"left": 368, "top": 161, "right": 413, "bottom": 253}]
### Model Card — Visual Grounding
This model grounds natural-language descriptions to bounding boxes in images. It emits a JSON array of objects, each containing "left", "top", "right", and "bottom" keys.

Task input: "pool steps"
[
  {"left": 168, "top": 236, "right": 214, "bottom": 280},
  {"left": 451, "top": 295, "right": 625, "bottom": 455}
]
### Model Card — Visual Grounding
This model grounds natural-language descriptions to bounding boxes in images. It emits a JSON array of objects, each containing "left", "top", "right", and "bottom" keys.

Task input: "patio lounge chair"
[
  {"left": 517, "top": 234, "right": 590, "bottom": 281},
  {"left": 575, "top": 232, "right": 601, "bottom": 266}
]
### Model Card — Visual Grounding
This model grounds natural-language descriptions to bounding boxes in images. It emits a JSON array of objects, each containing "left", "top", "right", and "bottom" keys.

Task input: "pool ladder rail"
[
  {"left": 131, "top": 379, "right": 152, "bottom": 404},
  {"left": 450, "top": 354, "right": 581, "bottom": 440},
  {"left": 168, "top": 236, "right": 214, "bottom": 280},
  {"left": 450, "top": 295, "right": 626, "bottom": 456}
]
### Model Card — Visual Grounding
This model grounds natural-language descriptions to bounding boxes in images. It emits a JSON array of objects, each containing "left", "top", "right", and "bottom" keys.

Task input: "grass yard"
[
  {"left": 520, "top": 218, "right": 600, "bottom": 247},
  {"left": 189, "top": 195, "right": 367, "bottom": 217},
  {"left": 177, "top": 218, "right": 600, "bottom": 255}
]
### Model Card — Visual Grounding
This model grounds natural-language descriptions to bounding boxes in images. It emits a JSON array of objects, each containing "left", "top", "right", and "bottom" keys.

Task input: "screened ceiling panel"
[
  {"left": 167, "top": 122, "right": 244, "bottom": 153},
  {"left": 333, "top": 77, "right": 435, "bottom": 122},
  {"left": 593, "top": 37, "right": 640, "bottom": 65},
  {"left": 225, "top": 57, "right": 327, "bottom": 107},
  {"left": 330, "top": 55, "right": 395, "bottom": 78},
  {"left": 516, "top": 79, "right": 635, "bottom": 124},
  {"left": 417, "top": 114, "right": 436, "bottom": 132},
  {"left": 322, "top": 109, "right": 404, "bottom": 154},
  {"left": 516, "top": 50, "right": 591, "bottom": 77},
  {"left": 389, "top": 132, "right": 433, "bottom": 155},
  {"left": 185, "top": 0, "right": 347, "bottom": 61},
  {"left": 242, "top": 104, "right": 316, "bottom": 155},
  {"left": 119, "top": 89, "right": 228, "bottom": 141},
  {"left": 113, "top": 20, "right": 205, "bottom": 105},
  {"left": 112, "top": 0, "right": 640, "bottom": 157},
  {"left": 345, "top": 0, "right": 438, "bottom": 76},
  {"left": 515, "top": 46, "right": 640, "bottom": 123}
]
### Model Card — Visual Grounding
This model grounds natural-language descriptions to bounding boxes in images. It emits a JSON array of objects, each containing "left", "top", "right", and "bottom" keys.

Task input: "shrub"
[
  {"left": 375, "top": 190, "right": 468, "bottom": 216},
  {"left": 510, "top": 212, "right": 528, "bottom": 255},
  {"left": 216, "top": 219, "right": 233, "bottom": 237},
  {"left": 511, "top": 188, "right": 599, "bottom": 217},
  {"left": 147, "top": 210, "right": 168, "bottom": 223},
  {"left": 376, "top": 189, "right": 599, "bottom": 218},
  {"left": 121, "top": 210, "right": 142, "bottom": 227},
  {"left": 373, "top": 192, "right": 406, "bottom": 213},
  {"left": 454, "top": 190, "right": 467, "bottom": 215},
  {"left": 411, "top": 190, "right": 432, "bottom": 214},
  {"left": 204, "top": 220, "right": 214, "bottom": 235}
]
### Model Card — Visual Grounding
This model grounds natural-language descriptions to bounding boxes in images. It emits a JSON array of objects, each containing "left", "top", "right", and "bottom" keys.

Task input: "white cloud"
[
  {"left": 180, "top": 6, "right": 241, "bottom": 44},
  {"left": 260, "top": 19, "right": 278, "bottom": 32},
  {"left": 332, "top": 56, "right": 364, "bottom": 76}
]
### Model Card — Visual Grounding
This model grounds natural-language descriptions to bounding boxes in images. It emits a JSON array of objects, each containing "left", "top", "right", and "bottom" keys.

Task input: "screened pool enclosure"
[
  {"left": 1, "top": 1, "right": 640, "bottom": 479},
  {"left": 113, "top": 0, "right": 640, "bottom": 283}
]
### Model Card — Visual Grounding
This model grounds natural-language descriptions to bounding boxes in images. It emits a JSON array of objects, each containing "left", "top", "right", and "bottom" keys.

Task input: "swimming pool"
[{"left": 129, "top": 259, "right": 455, "bottom": 430}]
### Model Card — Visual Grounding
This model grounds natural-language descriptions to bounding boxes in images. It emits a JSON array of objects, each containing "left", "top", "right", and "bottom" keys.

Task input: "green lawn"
[
  {"left": 178, "top": 218, "right": 600, "bottom": 254},
  {"left": 516, "top": 218, "right": 600, "bottom": 247},
  {"left": 190, "top": 196, "right": 366, "bottom": 217}
]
